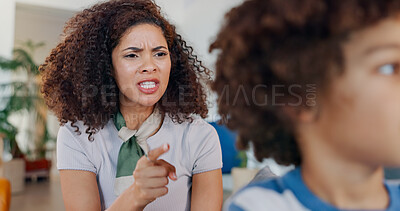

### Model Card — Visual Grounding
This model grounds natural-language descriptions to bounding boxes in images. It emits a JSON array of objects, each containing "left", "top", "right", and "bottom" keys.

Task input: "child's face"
[{"left": 312, "top": 16, "right": 400, "bottom": 166}]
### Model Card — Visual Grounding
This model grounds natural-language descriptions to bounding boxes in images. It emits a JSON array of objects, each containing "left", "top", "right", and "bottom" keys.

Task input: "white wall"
[
  {"left": 0, "top": 0, "right": 16, "bottom": 84},
  {"left": 154, "top": 0, "right": 185, "bottom": 26},
  {"left": 177, "top": 0, "right": 244, "bottom": 121},
  {"left": 180, "top": 0, "right": 243, "bottom": 67},
  {"left": 0, "top": 0, "right": 16, "bottom": 59},
  {"left": 14, "top": 3, "right": 74, "bottom": 63},
  {"left": 16, "top": 0, "right": 100, "bottom": 11}
]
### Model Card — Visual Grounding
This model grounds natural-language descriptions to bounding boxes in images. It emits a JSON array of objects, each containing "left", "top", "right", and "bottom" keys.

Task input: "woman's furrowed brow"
[
  {"left": 122, "top": 46, "right": 168, "bottom": 52},
  {"left": 152, "top": 46, "right": 168, "bottom": 51},
  {"left": 123, "top": 47, "right": 142, "bottom": 52}
]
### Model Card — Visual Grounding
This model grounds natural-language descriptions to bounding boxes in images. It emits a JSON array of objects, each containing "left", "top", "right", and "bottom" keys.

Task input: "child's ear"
[
  {"left": 284, "top": 106, "right": 318, "bottom": 124},
  {"left": 298, "top": 108, "right": 318, "bottom": 123}
]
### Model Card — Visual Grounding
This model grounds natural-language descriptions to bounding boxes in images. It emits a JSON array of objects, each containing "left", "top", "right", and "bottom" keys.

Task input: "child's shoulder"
[
  {"left": 224, "top": 175, "right": 309, "bottom": 211},
  {"left": 225, "top": 170, "right": 400, "bottom": 211},
  {"left": 386, "top": 181, "right": 400, "bottom": 210}
]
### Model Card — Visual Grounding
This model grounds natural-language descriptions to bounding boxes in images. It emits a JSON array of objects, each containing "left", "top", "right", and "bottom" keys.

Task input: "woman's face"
[{"left": 112, "top": 23, "right": 171, "bottom": 108}]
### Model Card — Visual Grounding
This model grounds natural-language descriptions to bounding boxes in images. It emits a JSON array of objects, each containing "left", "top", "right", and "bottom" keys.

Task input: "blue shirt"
[{"left": 225, "top": 168, "right": 400, "bottom": 211}]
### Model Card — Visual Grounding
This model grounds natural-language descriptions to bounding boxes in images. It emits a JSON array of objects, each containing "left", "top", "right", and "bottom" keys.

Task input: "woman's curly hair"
[
  {"left": 210, "top": 0, "right": 400, "bottom": 166},
  {"left": 40, "top": 0, "right": 210, "bottom": 140}
]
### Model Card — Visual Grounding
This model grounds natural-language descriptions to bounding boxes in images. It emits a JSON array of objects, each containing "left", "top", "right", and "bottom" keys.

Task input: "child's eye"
[
  {"left": 378, "top": 63, "right": 400, "bottom": 75},
  {"left": 124, "top": 54, "right": 138, "bottom": 58},
  {"left": 155, "top": 52, "right": 168, "bottom": 57}
]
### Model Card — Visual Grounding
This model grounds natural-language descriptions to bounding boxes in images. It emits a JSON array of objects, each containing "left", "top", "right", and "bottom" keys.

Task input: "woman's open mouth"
[{"left": 137, "top": 79, "right": 160, "bottom": 94}]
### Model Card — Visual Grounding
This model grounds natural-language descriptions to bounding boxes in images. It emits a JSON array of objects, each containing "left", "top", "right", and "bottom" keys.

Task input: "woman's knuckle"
[
  {"left": 137, "top": 157, "right": 146, "bottom": 165},
  {"left": 159, "top": 167, "right": 168, "bottom": 176},
  {"left": 135, "top": 180, "right": 143, "bottom": 187},
  {"left": 140, "top": 191, "right": 149, "bottom": 199},
  {"left": 163, "top": 177, "right": 169, "bottom": 185},
  {"left": 133, "top": 170, "right": 141, "bottom": 178},
  {"left": 148, "top": 151, "right": 155, "bottom": 158}
]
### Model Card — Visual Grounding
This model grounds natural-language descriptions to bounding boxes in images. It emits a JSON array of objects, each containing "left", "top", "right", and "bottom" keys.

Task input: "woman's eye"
[
  {"left": 378, "top": 63, "right": 400, "bottom": 75},
  {"left": 124, "top": 54, "right": 138, "bottom": 58},
  {"left": 155, "top": 52, "right": 168, "bottom": 57}
]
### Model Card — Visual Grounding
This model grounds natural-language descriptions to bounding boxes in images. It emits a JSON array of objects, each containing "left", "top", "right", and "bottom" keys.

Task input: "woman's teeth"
[{"left": 140, "top": 81, "right": 156, "bottom": 89}]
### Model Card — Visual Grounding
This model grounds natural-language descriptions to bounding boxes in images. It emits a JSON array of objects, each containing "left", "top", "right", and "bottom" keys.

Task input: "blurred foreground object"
[{"left": 0, "top": 136, "right": 11, "bottom": 211}]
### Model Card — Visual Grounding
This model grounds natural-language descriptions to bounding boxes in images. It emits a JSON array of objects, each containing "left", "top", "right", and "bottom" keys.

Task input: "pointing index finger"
[{"left": 147, "top": 143, "right": 169, "bottom": 162}]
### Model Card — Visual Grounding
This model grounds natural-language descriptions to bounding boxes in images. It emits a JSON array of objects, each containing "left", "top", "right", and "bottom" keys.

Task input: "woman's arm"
[
  {"left": 59, "top": 170, "right": 101, "bottom": 211},
  {"left": 59, "top": 169, "right": 148, "bottom": 211},
  {"left": 191, "top": 169, "right": 223, "bottom": 211}
]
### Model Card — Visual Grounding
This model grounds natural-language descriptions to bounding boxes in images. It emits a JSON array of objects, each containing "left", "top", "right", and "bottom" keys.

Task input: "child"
[{"left": 211, "top": 0, "right": 400, "bottom": 210}]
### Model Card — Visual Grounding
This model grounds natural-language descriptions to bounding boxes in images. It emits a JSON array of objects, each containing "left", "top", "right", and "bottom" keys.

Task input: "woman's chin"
[
  {"left": 118, "top": 92, "right": 161, "bottom": 106},
  {"left": 135, "top": 98, "right": 161, "bottom": 108},
  {"left": 139, "top": 95, "right": 162, "bottom": 106},
  {"left": 140, "top": 101, "right": 158, "bottom": 107}
]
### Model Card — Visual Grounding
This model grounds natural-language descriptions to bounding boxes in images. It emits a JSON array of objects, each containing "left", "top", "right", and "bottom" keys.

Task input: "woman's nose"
[{"left": 139, "top": 57, "right": 157, "bottom": 73}]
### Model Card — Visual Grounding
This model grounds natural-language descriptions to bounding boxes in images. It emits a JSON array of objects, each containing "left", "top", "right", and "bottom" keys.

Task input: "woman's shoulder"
[
  {"left": 58, "top": 120, "right": 114, "bottom": 142},
  {"left": 58, "top": 121, "right": 87, "bottom": 139},
  {"left": 163, "top": 113, "right": 214, "bottom": 128},
  {"left": 163, "top": 114, "right": 217, "bottom": 136}
]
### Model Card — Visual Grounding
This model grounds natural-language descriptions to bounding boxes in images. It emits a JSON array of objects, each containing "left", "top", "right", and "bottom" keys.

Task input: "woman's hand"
[
  {"left": 130, "top": 143, "right": 177, "bottom": 210},
  {"left": 107, "top": 143, "right": 176, "bottom": 211}
]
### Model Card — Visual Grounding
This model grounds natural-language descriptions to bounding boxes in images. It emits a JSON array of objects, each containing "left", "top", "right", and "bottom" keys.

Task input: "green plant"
[{"left": 0, "top": 40, "right": 54, "bottom": 159}]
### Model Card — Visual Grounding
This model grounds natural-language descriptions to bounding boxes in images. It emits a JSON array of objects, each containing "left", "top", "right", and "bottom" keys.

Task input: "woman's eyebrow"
[
  {"left": 122, "top": 46, "right": 168, "bottom": 52},
  {"left": 123, "top": 47, "right": 142, "bottom": 52},
  {"left": 363, "top": 43, "right": 400, "bottom": 55},
  {"left": 152, "top": 46, "right": 168, "bottom": 51}
]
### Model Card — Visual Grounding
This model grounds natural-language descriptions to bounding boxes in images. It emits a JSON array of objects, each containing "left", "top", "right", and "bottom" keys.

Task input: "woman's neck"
[
  {"left": 300, "top": 142, "right": 389, "bottom": 210},
  {"left": 119, "top": 104, "right": 154, "bottom": 130}
]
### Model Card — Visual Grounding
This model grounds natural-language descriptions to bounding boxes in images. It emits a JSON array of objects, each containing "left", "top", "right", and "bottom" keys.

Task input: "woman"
[{"left": 40, "top": 0, "right": 223, "bottom": 210}]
